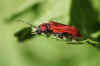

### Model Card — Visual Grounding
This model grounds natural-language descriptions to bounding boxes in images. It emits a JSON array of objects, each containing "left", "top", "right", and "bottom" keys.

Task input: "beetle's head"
[{"left": 35, "top": 26, "right": 42, "bottom": 34}]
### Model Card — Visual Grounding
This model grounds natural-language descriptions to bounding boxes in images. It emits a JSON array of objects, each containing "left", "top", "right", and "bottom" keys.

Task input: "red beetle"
[
  {"left": 35, "top": 21, "right": 82, "bottom": 40},
  {"left": 16, "top": 20, "right": 100, "bottom": 46}
]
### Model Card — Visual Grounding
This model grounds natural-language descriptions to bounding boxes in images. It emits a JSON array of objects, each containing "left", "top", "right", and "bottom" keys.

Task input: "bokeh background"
[{"left": 0, "top": 0, "right": 100, "bottom": 66}]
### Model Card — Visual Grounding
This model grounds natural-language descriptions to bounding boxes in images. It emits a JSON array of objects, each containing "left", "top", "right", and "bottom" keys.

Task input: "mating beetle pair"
[{"left": 15, "top": 20, "right": 82, "bottom": 42}]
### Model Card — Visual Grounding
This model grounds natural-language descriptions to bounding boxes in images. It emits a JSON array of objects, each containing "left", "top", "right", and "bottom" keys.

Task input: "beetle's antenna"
[{"left": 17, "top": 19, "right": 37, "bottom": 28}]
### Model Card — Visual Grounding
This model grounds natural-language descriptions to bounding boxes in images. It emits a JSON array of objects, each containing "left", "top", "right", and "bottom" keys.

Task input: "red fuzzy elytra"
[{"left": 35, "top": 21, "right": 82, "bottom": 40}]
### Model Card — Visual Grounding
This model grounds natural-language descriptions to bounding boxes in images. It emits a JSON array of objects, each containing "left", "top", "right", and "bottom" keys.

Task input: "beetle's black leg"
[
  {"left": 43, "top": 31, "right": 51, "bottom": 38},
  {"left": 58, "top": 34, "right": 63, "bottom": 39},
  {"left": 53, "top": 33, "right": 58, "bottom": 39},
  {"left": 53, "top": 33, "right": 62, "bottom": 40},
  {"left": 62, "top": 32, "right": 68, "bottom": 39},
  {"left": 46, "top": 24, "right": 50, "bottom": 31},
  {"left": 62, "top": 32, "right": 73, "bottom": 40},
  {"left": 36, "top": 30, "right": 42, "bottom": 34}
]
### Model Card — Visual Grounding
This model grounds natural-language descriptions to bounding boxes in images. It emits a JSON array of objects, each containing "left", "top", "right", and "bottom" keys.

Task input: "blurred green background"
[{"left": 0, "top": 0, "right": 100, "bottom": 66}]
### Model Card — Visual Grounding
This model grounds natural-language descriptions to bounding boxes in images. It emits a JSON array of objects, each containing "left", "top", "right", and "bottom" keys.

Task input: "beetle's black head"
[{"left": 35, "top": 26, "right": 42, "bottom": 34}]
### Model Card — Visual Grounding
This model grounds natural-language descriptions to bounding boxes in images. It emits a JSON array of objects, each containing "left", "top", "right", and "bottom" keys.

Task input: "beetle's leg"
[
  {"left": 62, "top": 32, "right": 69, "bottom": 38},
  {"left": 53, "top": 33, "right": 58, "bottom": 39},
  {"left": 53, "top": 33, "right": 62, "bottom": 40},
  {"left": 36, "top": 30, "right": 42, "bottom": 34},
  {"left": 62, "top": 32, "right": 73, "bottom": 40},
  {"left": 44, "top": 31, "right": 51, "bottom": 38},
  {"left": 46, "top": 24, "right": 50, "bottom": 31},
  {"left": 58, "top": 34, "right": 63, "bottom": 39}
]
